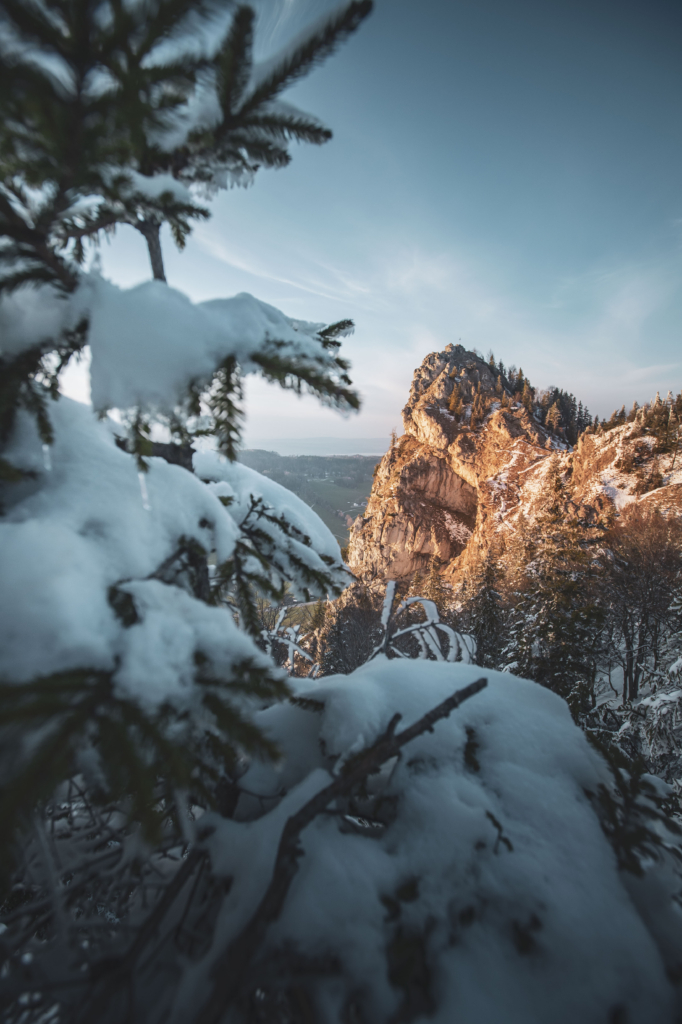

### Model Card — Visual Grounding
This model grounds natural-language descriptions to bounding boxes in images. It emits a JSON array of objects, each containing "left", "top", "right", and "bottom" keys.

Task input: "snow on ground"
[
  {"left": 442, "top": 510, "right": 472, "bottom": 544},
  {"left": 191, "top": 659, "right": 680, "bottom": 1024},
  {"left": 664, "top": 466, "right": 682, "bottom": 487},
  {"left": 600, "top": 471, "right": 635, "bottom": 510},
  {"left": 486, "top": 469, "right": 509, "bottom": 493}
]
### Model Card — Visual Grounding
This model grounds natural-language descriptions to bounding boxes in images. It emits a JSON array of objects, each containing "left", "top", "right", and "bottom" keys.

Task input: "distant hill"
[
  {"left": 237, "top": 450, "right": 380, "bottom": 545},
  {"left": 240, "top": 436, "right": 389, "bottom": 456}
]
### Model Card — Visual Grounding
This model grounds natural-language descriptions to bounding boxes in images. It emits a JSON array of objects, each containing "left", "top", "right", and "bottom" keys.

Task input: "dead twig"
[{"left": 74, "top": 848, "right": 206, "bottom": 1023}]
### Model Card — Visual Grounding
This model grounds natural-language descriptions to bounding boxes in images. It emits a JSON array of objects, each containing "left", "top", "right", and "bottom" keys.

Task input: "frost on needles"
[{"left": 1, "top": 3, "right": 682, "bottom": 1023}]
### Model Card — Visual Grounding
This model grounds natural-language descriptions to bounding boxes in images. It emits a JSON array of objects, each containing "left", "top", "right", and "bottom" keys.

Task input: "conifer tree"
[
  {"left": 423, "top": 554, "right": 447, "bottom": 611},
  {"left": 0, "top": 0, "right": 366, "bottom": 472},
  {"left": 460, "top": 551, "right": 505, "bottom": 667},
  {"left": 448, "top": 381, "right": 463, "bottom": 417},
  {"left": 601, "top": 508, "right": 682, "bottom": 702},
  {"left": 546, "top": 401, "right": 562, "bottom": 433},
  {"left": 521, "top": 380, "right": 534, "bottom": 414},
  {"left": 501, "top": 458, "right": 603, "bottom": 714},
  {"left": 0, "top": 0, "right": 372, "bottom": 282},
  {"left": 0, "top": 3, "right": 371, "bottom": 1007}
]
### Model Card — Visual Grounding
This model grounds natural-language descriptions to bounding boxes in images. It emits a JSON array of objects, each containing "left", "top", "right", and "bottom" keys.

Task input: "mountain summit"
[{"left": 349, "top": 344, "right": 682, "bottom": 580}]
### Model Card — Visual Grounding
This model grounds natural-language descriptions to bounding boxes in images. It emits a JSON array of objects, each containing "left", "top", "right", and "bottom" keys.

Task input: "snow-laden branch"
[
  {"left": 198, "top": 676, "right": 488, "bottom": 1023},
  {"left": 371, "top": 582, "right": 477, "bottom": 663}
]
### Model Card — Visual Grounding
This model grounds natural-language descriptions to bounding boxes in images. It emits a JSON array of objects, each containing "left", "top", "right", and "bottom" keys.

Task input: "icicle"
[
  {"left": 42, "top": 444, "right": 52, "bottom": 472},
  {"left": 138, "top": 472, "right": 152, "bottom": 512}
]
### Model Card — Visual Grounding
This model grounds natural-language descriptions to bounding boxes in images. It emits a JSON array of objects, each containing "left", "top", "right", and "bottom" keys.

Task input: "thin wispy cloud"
[
  {"left": 194, "top": 228, "right": 349, "bottom": 304},
  {"left": 196, "top": 214, "right": 682, "bottom": 427},
  {"left": 87, "top": 0, "right": 682, "bottom": 440}
]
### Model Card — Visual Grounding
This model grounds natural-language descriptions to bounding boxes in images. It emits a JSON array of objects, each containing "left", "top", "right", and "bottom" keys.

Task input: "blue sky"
[{"left": 70, "top": 0, "right": 682, "bottom": 444}]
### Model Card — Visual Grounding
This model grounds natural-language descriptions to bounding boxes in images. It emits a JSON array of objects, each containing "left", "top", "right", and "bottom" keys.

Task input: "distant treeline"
[
  {"left": 483, "top": 351, "right": 592, "bottom": 445},
  {"left": 482, "top": 351, "right": 680, "bottom": 448}
]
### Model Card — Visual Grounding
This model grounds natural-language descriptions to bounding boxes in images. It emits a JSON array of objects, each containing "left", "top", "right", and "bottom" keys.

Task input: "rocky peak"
[
  {"left": 400, "top": 343, "right": 555, "bottom": 459},
  {"left": 348, "top": 346, "right": 682, "bottom": 583}
]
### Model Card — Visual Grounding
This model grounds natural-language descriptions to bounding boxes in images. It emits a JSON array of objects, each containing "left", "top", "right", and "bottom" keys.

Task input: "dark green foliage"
[
  {"left": 115, "top": 328, "right": 361, "bottom": 470},
  {"left": 538, "top": 387, "right": 592, "bottom": 443},
  {"left": 422, "top": 555, "right": 447, "bottom": 610},
  {"left": 459, "top": 552, "right": 504, "bottom": 668},
  {"left": 0, "top": 660, "right": 287, "bottom": 869},
  {"left": 316, "top": 583, "right": 384, "bottom": 675},
  {"left": 205, "top": 355, "right": 245, "bottom": 462},
  {"left": 0, "top": 318, "right": 88, "bottom": 494},
  {"left": 0, "top": 0, "right": 365, "bottom": 881},
  {"left": 638, "top": 393, "right": 682, "bottom": 456},
  {"left": 585, "top": 737, "right": 682, "bottom": 877},
  {"left": 211, "top": 495, "right": 349, "bottom": 638},
  {"left": 448, "top": 381, "right": 463, "bottom": 417},
  {"left": 0, "top": 0, "right": 373, "bottom": 283},
  {"left": 470, "top": 386, "right": 492, "bottom": 428},
  {"left": 0, "top": 2, "right": 377, "bottom": 1015},
  {"left": 446, "top": 354, "right": 592, "bottom": 443},
  {"left": 500, "top": 498, "right": 604, "bottom": 716},
  {"left": 600, "top": 507, "right": 682, "bottom": 703},
  {"left": 250, "top": 328, "right": 359, "bottom": 413},
  {"left": 0, "top": 3, "right": 364, "bottom": 477},
  {"left": 0, "top": 0, "right": 210, "bottom": 287}
]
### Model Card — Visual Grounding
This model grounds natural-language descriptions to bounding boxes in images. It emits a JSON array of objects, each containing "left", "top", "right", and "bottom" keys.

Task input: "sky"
[{"left": 65, "top": 0, "right": 682, "bottom": 448}]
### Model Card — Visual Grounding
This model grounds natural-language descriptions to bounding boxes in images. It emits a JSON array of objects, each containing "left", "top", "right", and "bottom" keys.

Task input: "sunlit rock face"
[
  {"left": 349, "top": 345, "right": 682, "bottom": 582},
  {"left": 350, "top": 434, "right": 477, "bottom": 579}
]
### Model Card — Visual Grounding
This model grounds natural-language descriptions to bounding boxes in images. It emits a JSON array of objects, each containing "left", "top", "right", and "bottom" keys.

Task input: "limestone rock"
[{"left": 349, "top": 346, "right": 682, "bottom": 582}]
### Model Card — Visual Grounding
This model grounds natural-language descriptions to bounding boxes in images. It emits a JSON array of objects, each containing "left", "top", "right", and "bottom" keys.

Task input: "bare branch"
[{"left": 198, "top": 677, "right": 488, "bottom": 1024}]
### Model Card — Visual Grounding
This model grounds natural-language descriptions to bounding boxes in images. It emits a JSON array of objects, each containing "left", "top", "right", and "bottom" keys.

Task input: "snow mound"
[{"left": 200, "top": 659, "right": 679, "bottom": 1024}]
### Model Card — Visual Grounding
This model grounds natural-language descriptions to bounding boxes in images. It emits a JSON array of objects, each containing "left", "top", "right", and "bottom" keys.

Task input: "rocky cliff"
[{"left": 348, "top": 344, "right": 682, "bottom": 581}]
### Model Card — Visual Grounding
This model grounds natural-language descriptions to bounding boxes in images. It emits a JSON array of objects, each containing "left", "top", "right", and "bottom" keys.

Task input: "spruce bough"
[{"left": 0, "top": 0, "right": 370, "bottom": 905}]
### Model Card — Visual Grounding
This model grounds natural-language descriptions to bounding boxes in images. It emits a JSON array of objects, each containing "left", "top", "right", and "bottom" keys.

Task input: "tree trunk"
[
  {"left": 623, "top": 619, "right": 634, "bottom": 704},
  {"left": 140, "top": 221, "right": 166, "bottom": 281}
]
